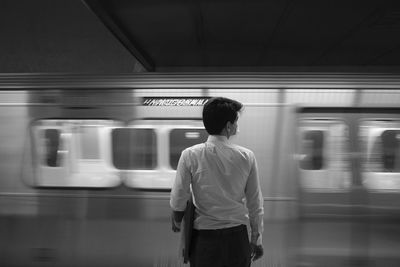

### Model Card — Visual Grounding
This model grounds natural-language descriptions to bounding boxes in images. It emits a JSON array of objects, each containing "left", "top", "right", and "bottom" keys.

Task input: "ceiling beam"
[{"left": 82, "top": 0, "right": 155, "bottom": 71}]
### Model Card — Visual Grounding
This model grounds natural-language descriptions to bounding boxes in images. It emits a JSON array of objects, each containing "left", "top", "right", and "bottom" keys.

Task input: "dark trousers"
[{"left": 189, "top": 225, "right": 251, "bottom": 267}]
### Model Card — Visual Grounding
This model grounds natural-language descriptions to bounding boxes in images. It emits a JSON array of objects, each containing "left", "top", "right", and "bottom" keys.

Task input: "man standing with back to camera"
[{"left": 170, "top": 97, "right": 264, "bottom": 267}]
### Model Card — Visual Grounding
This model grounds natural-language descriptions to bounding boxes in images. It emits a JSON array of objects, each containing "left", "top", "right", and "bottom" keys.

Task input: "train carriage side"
[
  {"left": 294, "top": 89, "right": 400, "bottom": 267},
  {"left": 1, "top": 74, "right": 400, "bottom": 267},
  {"left": 0, "top": 84, "right": 298, "bottom": 267}
]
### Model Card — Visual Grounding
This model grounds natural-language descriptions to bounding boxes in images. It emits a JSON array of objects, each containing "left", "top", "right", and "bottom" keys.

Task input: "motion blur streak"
[{"left": 0, "top": 73, "right": 399, "bottom": 267}]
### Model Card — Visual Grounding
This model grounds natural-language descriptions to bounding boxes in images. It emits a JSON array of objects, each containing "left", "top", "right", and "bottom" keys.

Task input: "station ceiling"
[{"left": 84, "top": 0, "right": 400, "bottom": 72}]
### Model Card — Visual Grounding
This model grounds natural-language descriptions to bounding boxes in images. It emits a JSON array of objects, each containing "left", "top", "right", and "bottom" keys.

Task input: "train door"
[
  {"left": 298, "top": 109, "right": 354, "bottom": 214},
  {"left": 297, "top": 109, "right": 355, "bottom": 266},
  {"left": 297, "top": 108, "right": 400, "bottom": 266},
  {"left": 31, "top": 119, "right": 122, "bottom": 187},
  {"left": 357, "top": 110, "right": 400, "bottom": 266}
]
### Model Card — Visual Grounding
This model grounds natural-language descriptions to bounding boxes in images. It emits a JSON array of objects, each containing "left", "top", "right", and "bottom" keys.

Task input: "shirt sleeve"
[
  {"left": 170, "top": 149, "right": 192, "bottom": 212},
  {"left": 245, "top": 152, "right": 264, "bottom": 245}
]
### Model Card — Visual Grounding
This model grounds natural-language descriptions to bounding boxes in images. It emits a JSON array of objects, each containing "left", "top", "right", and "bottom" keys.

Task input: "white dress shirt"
[{"left": 170, "top": 135, "right": 264, "bottom": 245}]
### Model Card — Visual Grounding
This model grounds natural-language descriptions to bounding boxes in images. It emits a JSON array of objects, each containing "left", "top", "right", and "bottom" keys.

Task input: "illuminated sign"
[{"left": 142, "top": 97, "right": 210, "bottom": 106}]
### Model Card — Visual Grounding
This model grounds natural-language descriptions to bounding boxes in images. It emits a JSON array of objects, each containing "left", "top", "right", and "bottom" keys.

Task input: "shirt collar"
[{"left": 207, "top": 135, "right": 229, "bottom": 144}]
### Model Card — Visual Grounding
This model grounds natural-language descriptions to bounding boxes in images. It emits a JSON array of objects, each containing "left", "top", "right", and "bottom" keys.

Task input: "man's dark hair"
[{"left": 202, "top": 97, "right": 243, "bottom": 135}]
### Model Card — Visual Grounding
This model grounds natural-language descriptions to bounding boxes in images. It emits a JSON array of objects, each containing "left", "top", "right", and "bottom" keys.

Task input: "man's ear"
[{"left": 225, "top": 121, "right": 231, "bottom": 132}]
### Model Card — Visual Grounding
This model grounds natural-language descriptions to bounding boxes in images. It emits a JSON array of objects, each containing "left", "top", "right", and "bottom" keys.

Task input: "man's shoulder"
[
  {"left": 231, "top": 144, "right": 255, "bottom": 157},
  {"left": 183, "top": 143, "right": 206, "bottom": 154}
]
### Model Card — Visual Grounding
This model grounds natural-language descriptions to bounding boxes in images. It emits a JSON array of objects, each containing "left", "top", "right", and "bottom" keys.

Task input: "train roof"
[{"left": 1, "top": 73, "right": 400, "bottom": 89}]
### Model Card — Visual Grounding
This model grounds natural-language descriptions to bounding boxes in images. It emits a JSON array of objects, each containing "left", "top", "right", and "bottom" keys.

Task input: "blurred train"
[{"left": 0, "top": 73, "right": 400, "bottom": 267}]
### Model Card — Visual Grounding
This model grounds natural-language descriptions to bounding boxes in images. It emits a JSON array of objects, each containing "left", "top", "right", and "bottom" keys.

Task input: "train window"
[
  {"left": 31, "top": 120, "right": 121, "bottom": 187},
  {"left": 169, "top": 128, "right": 208, "bottom": 169},
  {"left": 361, "top": 122, "right": 400, "bottom": 173},
  {"left": 112, "top": 128, "right": 157, "bottom": 170},
  {"left": 122, "top": 120, "right": 206, "bottom": 189},
  {"left": 299, "top": 130, "right": 324, "bottom": 170},
  {"left": 360, "top": 120, "right": 400, "bottom": 190},
  {"left": 381, "top": 130, "right": 400, "bottom": 171},
  {"left": 299, "top": 120, "right": 351, "bottom": 191},
  {"left": 43, "top": 129, "right": 61, "bottom": 167}
]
